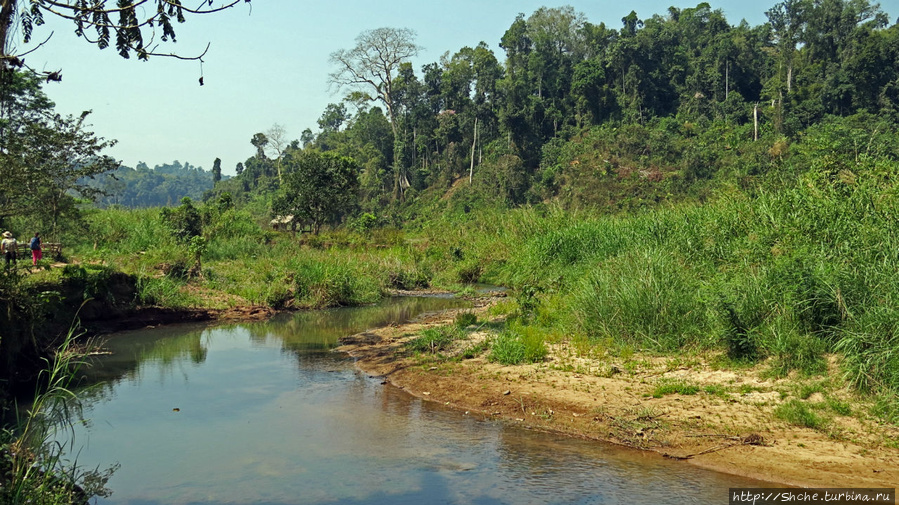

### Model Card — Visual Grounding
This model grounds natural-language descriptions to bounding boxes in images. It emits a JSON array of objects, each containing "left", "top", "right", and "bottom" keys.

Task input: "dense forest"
[
  {"left": 88, "top": 161, "right": 220, "bottom": 208},
  {"left": 209, "top": 0, "right": 899, "bottom": 222}
]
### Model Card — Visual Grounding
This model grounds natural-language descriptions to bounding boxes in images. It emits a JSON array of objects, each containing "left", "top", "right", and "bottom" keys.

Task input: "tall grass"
[
  {"left": 424, "top": 140, "right": 899, "bottom": 402},
  {"left": 489, "top": 321, "right": 549, "bottom": 365},
  {"left": 572, "top": 248, "right": 707, "bottom": 351},
  {"left": 1, "top": 329, "right": 116, "bottom": 504}
]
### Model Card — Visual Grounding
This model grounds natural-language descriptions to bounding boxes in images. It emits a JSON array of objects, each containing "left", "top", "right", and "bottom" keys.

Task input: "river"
[{"left": 62, "top": 296, "right": 767, "bottom": 504}]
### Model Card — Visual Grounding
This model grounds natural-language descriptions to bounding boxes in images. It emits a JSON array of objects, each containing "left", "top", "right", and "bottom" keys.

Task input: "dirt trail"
[{"left": 336, "top": 297, "right": 899, "bottom": 488}]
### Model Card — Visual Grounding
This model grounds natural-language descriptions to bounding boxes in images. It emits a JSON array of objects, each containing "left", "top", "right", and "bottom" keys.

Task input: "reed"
[{"left": 1, "top": 328, "right": 116, "bottom": 504}]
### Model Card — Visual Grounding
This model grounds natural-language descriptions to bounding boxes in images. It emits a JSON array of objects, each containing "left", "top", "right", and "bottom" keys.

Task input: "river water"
[{"left": 64, "top": 296, "right": 766, "bottom": 505}]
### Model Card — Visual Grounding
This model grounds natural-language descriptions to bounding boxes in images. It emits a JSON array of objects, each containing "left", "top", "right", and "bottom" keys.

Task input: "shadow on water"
[{"left": 79, "top": 296, "right": 468, "bottom": 388}]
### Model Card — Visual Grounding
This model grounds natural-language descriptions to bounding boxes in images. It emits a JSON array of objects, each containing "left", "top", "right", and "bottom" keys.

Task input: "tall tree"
[
  {"left": 212, "top": 157, "right": 222, "bottom": 184},
  {"left": 250, "top": 133, "right": 268, "bottom": 160},
  {"left": 272, "top": 151, "right": 359, "bottom": 234},
  {"left": 766, "top": 0, "right": 809, "bottom": 95},
  {"left": 0, "top": 70, "right": 117, "bottom": 234},
  {"left": 317, "top": 103, "right": 349, "bottom": 132},
  {"left": 329, "top": 27, "right": 420, "bottom": 200},
  {"left": 265, "top": 124, "right": 288, "bottom": 183}
]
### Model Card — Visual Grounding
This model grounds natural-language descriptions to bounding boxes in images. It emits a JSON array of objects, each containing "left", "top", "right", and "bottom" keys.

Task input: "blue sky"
[{"left": 15, "top": 0, "right": 898, "bottom": 175}]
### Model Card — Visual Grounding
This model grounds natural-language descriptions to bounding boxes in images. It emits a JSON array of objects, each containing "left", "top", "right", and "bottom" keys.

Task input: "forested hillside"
[
  {"left": 88, "top": 161, "right": 220, "bottom": 208},
  {"left": 210, "top": 0, "right": 898, "bottom": 224}
]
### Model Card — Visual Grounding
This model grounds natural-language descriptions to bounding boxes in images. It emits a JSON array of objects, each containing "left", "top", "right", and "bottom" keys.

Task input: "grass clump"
[
  {"left": 703, "top": 384, "right": 729, "bottom": 397},
  {"left": 454, "top": 311, "right": 478, "bottom": 328},
  {"left": 774, "top": 399, "right": 830, "bottom": 431},
  {"left": 652, "top": 379, "right": 701, "bottom": 398},
  {"left": 573, "top": 248, "right": 706, "bottom": 351},
  {"left": 488, "top": 322, "right": 548, "bottom": 365},
  {"left": 289, "top": 255, "right": 382, "bottom": 308},
  {"left": 406, "top": 325, "right": 464, "bottom": 354}
]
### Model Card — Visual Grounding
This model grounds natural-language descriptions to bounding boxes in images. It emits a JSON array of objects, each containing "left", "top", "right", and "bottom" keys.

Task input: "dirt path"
[{"left": 335, "top": 297, "right": 899, "bottom": 488}]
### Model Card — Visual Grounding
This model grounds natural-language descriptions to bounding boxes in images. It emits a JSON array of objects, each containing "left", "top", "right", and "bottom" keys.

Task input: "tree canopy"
[
  {"left": 279, "top": 1, "right": 897, "bottom": 213},
  {"left": 0, "top": 70, "right": 117, "bottom": 235},
  {"left": 272, "top": 151, "right": 359, "bottom": 234},
  {"left": 329, "top": 27, "right": 420, "bottom": 200}
]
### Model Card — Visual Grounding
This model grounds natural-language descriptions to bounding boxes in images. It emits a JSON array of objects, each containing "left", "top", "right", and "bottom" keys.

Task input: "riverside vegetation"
[
  {"left": 3, "top": 0, "right": 899, "bottom": 500},
  {"left": 3, "top": 120, "right": 899, "bottom": 502}
]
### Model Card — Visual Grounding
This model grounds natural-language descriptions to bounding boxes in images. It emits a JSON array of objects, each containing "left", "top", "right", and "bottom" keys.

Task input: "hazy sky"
[{"left": 13, "top": 0, "right": 898, "bottom": 175}]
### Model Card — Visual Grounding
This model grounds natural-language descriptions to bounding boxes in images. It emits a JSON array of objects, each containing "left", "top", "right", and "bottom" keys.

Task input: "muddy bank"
[
  {"left": 82, "top": 304, "right": 275, "bottom": 334},
  {"left": 336, "top": 297, "right": 899, "bottom": 489}
]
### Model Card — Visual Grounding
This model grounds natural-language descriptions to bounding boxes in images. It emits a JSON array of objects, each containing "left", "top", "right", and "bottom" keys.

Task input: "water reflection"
[
  {"left": 63, "top": 296, "right": 766, "bottom": 505},
  {"left": 80, "top": 296, "right": 467, "bottom": 388}
]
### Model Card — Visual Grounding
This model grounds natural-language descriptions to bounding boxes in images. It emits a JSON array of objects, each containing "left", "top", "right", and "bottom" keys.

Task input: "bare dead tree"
[
  {"left": 329, "top": 27, "right": 420, "bottom": 200},
  {"left": 265, "top": 123, "right": 288, "bottom": 183}
]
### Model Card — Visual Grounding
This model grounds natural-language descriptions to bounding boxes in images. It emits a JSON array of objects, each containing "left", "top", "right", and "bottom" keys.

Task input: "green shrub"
[
  {"left": 489, "top": 323, "right": 547, "bottom": 365},
  {"left": 406, "top": 326, "right": 462, "bottom": 354},
  {"left": 774, "top": 399, "right": 830, "bottom": 431},
  {"left": 454, "top": 311, "right": 478, "bottom": 328}
]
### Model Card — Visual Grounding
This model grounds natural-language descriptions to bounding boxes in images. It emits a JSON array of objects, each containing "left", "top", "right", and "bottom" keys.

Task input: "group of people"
[{"left": 1, "top": 231, "right": 42, "bottom": 267}]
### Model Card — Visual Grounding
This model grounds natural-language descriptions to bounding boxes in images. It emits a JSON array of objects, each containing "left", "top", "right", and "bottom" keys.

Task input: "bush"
[
  {"left": 489, "top": 323, "right": 547, "bottom": 365},
  {"left": 454, "top": 311, "right": 478, "bottom": 328},
  {"left": 406, "top": 326, "right": 463, "bottom": 354}
]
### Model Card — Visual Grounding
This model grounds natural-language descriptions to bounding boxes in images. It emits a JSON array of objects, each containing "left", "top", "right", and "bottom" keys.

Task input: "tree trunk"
[
  {"left": 0, "top": 0, "right": 16, "bottom": 63},
  {"left": 725, "top": 60, "right": 729, "bottom": 101},
  {"left": 753, "top": 104, "right": 759, "bottom": 141},
  {"left": 390, "top": 121, "right": 404, "bottom": 202},
  {"left": 469, "top": 117, "right": 478, "bottom": 184},
  {"left": 786, "top": 62, "right": 792, "bottom": 93}
]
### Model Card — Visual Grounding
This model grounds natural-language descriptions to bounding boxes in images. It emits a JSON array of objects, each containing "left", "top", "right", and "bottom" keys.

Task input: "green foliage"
[
  {"left": 488, "top": 322, "right": 548, "bottom": 365},
  {"left": 0, "top": 70, "right": 117, "bottom": 238},
  {"left": 720, "top": 301, "right": 761, "bottom": 361},
  {"left": 273, "top": 151, "right": 359, "bottom": 234},
  {"left": 289, "top": 256, "right": 382, "bottom": 308},
  {"left": 348, "top": 212, "right": 379, "bottom": 233},
  {"left": 836, "top": 306, "right": 899, "bottom": 394},
  {"left": 135, "top": 274, "right": 192, "bottom": 308},
  {"left": 88, "top": 161, "right": 217, "bottom": 208},
  {"left": 774, "top": 399, "right": 830, "bottom": 431},
  {"left": 652, "top": 380, "right": 701, "bottom": 398},
  {"left": 0, "top": 329, "right": 117, "bottom": 504},
  {"left": 454, "top": 311, "right": 478, "bottom": 328},
  {"left": 159, "top": 197, "right": 203, "bottom": 243},
  {"left": 406, "top": 325, "right": 464, "bottom": 354},
  {"left": 573, "top": 249, "right": 706, "bottom": 351}
]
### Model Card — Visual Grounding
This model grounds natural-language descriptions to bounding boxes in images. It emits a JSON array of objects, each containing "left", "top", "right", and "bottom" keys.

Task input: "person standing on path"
[
  {"left": 2, "top": 231, "right": 18, "bottom": 266},
  {"left": 29, "top": 232, "right": 42, "bottom": 266}
]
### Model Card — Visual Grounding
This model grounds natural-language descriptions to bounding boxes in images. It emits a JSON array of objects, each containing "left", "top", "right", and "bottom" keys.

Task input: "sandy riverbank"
[{"left": 335, "top": 296, "right": 899, "bottom": 489}]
